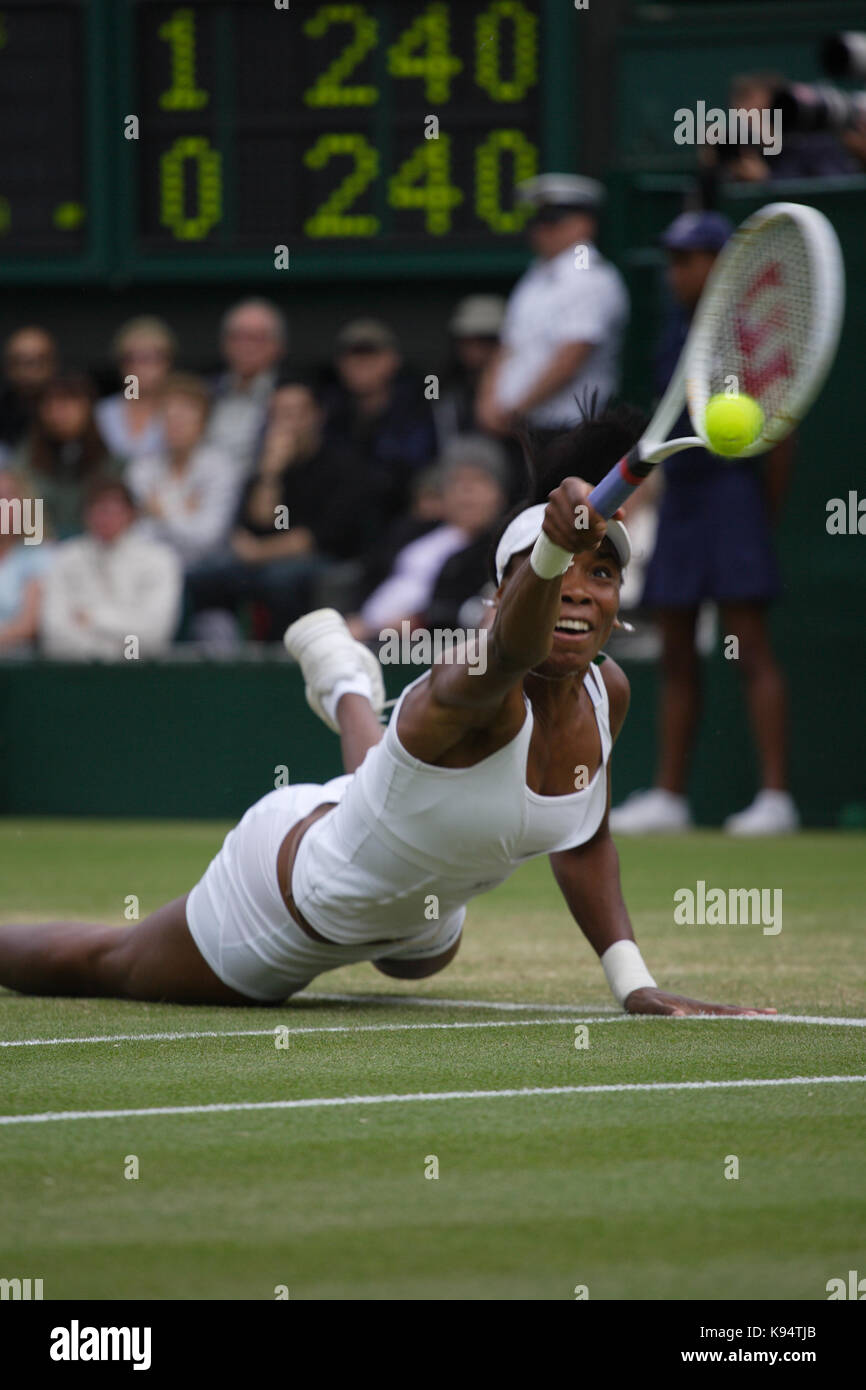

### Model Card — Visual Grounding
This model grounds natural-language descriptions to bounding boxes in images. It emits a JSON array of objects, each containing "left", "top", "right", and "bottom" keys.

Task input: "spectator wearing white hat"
[{"left": 477, "top": 174, "right": 628, "bottom": 445}]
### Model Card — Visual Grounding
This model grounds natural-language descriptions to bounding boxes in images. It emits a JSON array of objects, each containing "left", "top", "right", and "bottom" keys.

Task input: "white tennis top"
[{"left": 292, "top": 663, "right": 612, "bottom": 944}]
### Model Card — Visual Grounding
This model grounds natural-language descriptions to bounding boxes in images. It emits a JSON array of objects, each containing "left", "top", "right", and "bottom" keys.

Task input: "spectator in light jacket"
[
  {"left": 127, "top": 374, "right": 239, "bottom": 570},
  {"left": 40, "top": 477, "right": 182, "bottom": 660}
]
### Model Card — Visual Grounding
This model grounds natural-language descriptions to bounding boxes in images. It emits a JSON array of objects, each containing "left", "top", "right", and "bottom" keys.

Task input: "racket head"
[{"left": 685, "top": 202, "right": 845, "bottom": 457}]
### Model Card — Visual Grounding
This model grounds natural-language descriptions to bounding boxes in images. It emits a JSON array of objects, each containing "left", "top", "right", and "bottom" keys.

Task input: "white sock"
[{"left": 321, "top": 674, "right": 374, "bottom": 726}]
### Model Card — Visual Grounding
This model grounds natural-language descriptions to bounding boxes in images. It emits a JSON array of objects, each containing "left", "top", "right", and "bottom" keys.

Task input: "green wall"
[{"left": 0, "top": 650, "right": 861, "bottom": 827}]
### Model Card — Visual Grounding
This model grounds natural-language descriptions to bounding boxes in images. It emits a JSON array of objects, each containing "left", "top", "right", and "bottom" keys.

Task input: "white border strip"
[{"left": 2, "top": 1074, "right": 864, "bottom": 1126}]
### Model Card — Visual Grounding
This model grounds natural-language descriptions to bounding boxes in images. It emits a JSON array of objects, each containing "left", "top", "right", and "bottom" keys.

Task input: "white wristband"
[
  {"left": 530, "top": 531, "right": 574, "bottom": 580},
  {"left": 601, "top": 940, "right": 657, "bottom": 1008}
]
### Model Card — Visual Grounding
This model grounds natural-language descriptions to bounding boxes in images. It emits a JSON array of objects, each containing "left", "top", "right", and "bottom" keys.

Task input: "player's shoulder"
[{"left": 596, "top": 655, "right": 630, "bottom": 740}]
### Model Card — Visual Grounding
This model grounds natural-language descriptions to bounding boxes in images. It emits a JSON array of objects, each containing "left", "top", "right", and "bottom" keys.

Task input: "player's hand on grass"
[
  {"left": 543, "top": 477, "right": 625, "bottom": 556},
  {"left": 624, "top": 986, "right": 777, "bottom": 1018}
]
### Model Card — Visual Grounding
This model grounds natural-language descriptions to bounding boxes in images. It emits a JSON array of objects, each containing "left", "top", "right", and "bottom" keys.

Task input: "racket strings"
[{"left": 689, "top": 213, "right": 818, "bottom": 450}]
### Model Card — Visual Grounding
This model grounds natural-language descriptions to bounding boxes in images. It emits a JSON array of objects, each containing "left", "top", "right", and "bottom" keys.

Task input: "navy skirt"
[{"left": 642, "top": 448, "right": 780, "bottom": 609}]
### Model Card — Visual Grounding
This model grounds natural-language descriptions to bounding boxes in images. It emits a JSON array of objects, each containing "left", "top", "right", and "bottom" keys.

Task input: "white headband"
[{"left": 494, "top": 503, "right": 631, "bottom": 584}]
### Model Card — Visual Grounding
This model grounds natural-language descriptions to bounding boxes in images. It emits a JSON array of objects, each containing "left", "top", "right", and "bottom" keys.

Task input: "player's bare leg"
[
  {"left": 0, "top": 896, "right": 257, "bottom": 1004},
  {"left": 373, "top": 933, "right": 462, "bottom": 980},
  {"left": 655, "top": 606, "right": 701, "bottom": 795},
  {"left": 336, "top": 691, "right": 384, "bottom": 772},
  {"left": 1, "top": 618, "right": 389, "bottom": 1005},
  {"left": 720, "top": 601, "right": 788, "bottom": 791}
]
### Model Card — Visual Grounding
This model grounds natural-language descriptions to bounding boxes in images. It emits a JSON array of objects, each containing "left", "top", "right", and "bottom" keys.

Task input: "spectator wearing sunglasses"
[{"left": 323, "top": 318, "right": 437, "bottom": 529}]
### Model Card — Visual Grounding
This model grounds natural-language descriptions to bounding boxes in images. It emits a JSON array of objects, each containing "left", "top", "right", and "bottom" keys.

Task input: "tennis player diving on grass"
[{"left": 0, "top": 412, "right": 774, "bottom": 1018}]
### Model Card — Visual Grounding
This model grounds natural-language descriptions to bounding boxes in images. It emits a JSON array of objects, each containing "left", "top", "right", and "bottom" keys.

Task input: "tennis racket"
[{"left": 586, "top": 200, "right": 845, "bottom": 519}]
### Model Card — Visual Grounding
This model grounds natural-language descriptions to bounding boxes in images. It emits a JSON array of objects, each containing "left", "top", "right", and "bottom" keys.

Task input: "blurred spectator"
[
  {"left": 95, "top": 316, "right": 176, "bottom": 463},
  {"left": 436, "top": 295, "right": 526, "bottom": 507},
  {"left": 207, "top": 298, "right": 287, "bottom": 476},
  {"left": 357, "top": 466, "right": 445, "bottom": 603},
  {"left": 0, "top": 468, "right": 54, "bottom": 654},
  {"left": 187, "top": 378, "right": 373, "bottom": 641},
  {"left": 610, "top": 211, "right": 798, "bottom": 837},
  {"left": 0, "top": 327, "right": 58, "bottom": 450},
  {"left": 477, "top": 174, "right": 628, "bottom": 446},
  {"left": 705, "top": 72, "right": 859, "bottom": 183},
  {"left": 346, "top": 435, "right": 508, "bottom": 640},
  {"left": 41, "top": 477, "right": 181, "bottom": 660},
  {"left": 127, "top": 374, "right": 237, "bottom": 569},
  {"left": 324, "top": 318, "right": 437, "bottom": 525},
  {"left": 11, "top": 373, "right": 119, "bottom": 539},
  {"left": 435, "top": 295, "right": 506, "bottom": 442}
]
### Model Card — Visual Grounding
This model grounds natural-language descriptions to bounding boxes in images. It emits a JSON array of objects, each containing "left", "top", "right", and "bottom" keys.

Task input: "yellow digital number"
[
  {"left": 475, "top": 129, "right": 538, "bottom": 232},
  {"left": 386, "top": 3, "right": 462, "bottom": 103},
  {"left": 476, "top": 0, "right": 538, "bottom": 103},
  {"left": 158, "top": 7, "right": 209, "bottom": 111},
  {"left": 304, "top": 134, "right": 380, "bottom": 237},
  {"left": 388, "top": 136, "right": 462, "bottom": 236},
  {"left": 303, "top": 5, "right": 378, "bottom": 108},
  {"left": 159, "top": 136, "right": 222, "bottom": 241}
]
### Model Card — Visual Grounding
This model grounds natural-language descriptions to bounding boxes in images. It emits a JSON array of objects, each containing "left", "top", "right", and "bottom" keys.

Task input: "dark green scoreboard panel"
[{"left": 0, "top": 0, "right": 579, "bottom": 283}]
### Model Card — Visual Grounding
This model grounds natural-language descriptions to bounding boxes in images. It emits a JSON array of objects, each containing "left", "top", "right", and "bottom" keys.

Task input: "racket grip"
[{"left": 587, "top": 457, "right": 640, "bottom": 519}]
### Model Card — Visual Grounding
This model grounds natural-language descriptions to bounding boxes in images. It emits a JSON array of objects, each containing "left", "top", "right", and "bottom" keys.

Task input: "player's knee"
[
  {"left": 45, "top": 924, "right": 129, "bottom": 994},
  {"left": 373, "top": 933, "right": 461, "bottom": 980}
]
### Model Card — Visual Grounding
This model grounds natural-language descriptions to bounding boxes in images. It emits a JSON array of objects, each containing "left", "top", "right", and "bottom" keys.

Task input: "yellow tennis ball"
[{"left": 704, "top": 393, "right": 765, "bottom": 456}]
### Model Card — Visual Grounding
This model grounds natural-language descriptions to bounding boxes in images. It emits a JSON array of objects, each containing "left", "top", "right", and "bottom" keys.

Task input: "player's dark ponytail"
[{"left": 487, "top": 395, "right": 647, "bottom": 581}]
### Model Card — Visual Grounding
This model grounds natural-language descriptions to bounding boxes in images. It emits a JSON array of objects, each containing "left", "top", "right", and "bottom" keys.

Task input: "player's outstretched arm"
[
  {"left": 550, "top": 819, "right": 777, "bottom": 1017},
  {"left": 398, "top": 479, "right": 614, "bottom": 762},
  {"left": 549, "top": 662, "right": 776, "bottom": 1017}
]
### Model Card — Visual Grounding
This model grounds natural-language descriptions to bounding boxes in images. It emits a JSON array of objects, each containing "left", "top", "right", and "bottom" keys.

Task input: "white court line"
[
  {"left": 1, "top": 1011, "right": 864, "bottom": 1049},
  {"left": 0, "top": 1018, "right": 585, "bottom": 1048},
  {"left": 306, "top": 994, "right": 866, "bottom": 1026},
  {"left": 2, "top": 1074, "right": 864, "bottom": 1126},
  {"left": 307, "top": 992, "right": 620, "bottom": 1013}
]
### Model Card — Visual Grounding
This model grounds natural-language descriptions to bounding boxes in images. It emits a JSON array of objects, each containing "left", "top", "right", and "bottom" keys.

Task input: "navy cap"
[{"left": 660, "top": 211, "right": 733, "bottom": 252}]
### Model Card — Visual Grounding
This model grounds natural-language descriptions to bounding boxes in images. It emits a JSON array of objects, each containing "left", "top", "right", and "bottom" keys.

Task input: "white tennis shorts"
[{"left": 185, "top": 783, "right": 466, "bottom": 1002}]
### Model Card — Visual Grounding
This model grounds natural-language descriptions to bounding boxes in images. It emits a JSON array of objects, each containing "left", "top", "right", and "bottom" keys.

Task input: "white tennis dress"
[{"left": 186, "top": 664, "right": 612, "bottom": 1001}]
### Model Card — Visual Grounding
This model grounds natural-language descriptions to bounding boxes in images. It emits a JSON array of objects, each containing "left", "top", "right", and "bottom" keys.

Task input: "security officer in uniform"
[{"left": 476, "top": 173, "right": 629, "bottom": 453}]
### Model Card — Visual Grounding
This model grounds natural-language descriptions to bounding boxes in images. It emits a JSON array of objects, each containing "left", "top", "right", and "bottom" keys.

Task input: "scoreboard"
[{"left": 0, "top": 0, "right": 579, "bottom": 284}]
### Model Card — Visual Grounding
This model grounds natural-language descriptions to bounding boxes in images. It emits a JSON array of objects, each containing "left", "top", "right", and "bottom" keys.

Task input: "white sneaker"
[
  {"left": 283, "top": 608, "right": 385, "bottom": 733},
  {"left": 723, "top": 790, "right": 800, "bottom": 836},
  {"left": 609, "top": 788, "right": 693, "bottom": 834}
]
